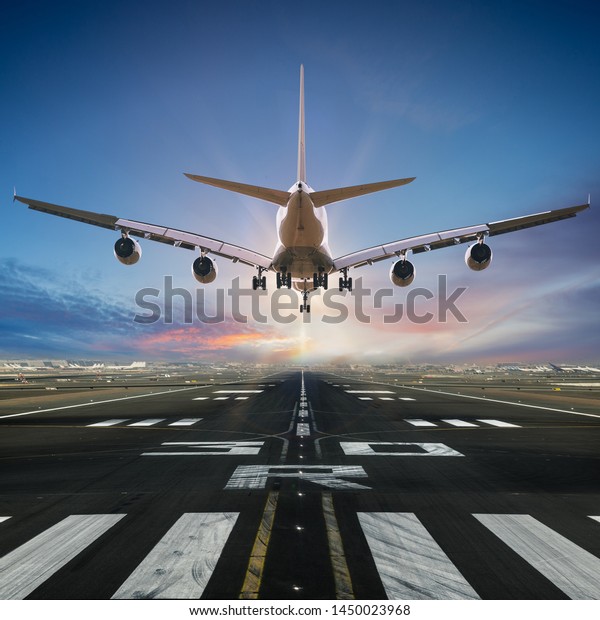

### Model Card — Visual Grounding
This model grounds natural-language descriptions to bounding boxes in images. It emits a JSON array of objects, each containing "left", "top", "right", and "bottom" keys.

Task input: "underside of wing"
[
  {"left": 311, "top": 177, "right": 416, "bottom": 208},
  {"left": 14, "top": 195, "right": 272, "bottom": 269},
  {"left": 184, "top": 173, "right": 291, "bottom": 206},
  {"left": 333, "top": 202, "right": 590, "bottom": 270}
]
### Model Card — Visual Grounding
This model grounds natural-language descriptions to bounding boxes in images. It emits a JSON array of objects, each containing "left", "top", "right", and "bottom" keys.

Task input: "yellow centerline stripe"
[
  {"left": 322, "top": 492, "right": 355, "bottom": 599},
  {"left": 239, "top": 491, "right": 279, "bottom": 599}
]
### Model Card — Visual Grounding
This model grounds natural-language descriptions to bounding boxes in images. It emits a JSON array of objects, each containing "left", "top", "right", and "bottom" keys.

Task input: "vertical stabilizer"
[{"left": 297, "top": 65, "right": 306, "bottom": 183}]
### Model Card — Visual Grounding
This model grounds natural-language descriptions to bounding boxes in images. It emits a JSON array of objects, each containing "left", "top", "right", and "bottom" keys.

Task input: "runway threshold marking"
[
  {"left": 127, "top": 419, "right": 166, "bottom": 427},
  {"left": 322, "top": 493, "right": 354, "bottom": 600},
  {"left": 87, "top": 419, "right": 129, "bottom": 427},
  {"left": 112, "top": 512, "right": 238, "bottom": 600},
  {"left": 0, "top": 386, "right": 208, "bottom": 420},
  {"left": 474, "top": 513, "right": 600, "bottom": 599},
  {"left": 239, "top": 491, "right": 279, "bottom": 599},
  {"left": 358, "top": 512, "right": 479, "bottom": 600},
  {"left": 0, "top": 514, "right": 126, "bottom": 600}
]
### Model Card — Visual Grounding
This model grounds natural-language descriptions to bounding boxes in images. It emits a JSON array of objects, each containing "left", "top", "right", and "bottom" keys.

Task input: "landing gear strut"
[
  {"left": 252, "top": 266, "right": 267, "bottom": 290},
  {"left": 338, "top": 267, "right": 352, "bottom": 292},
  {"left": 299, "top": 286, "right": 311, "bottom": 313}
]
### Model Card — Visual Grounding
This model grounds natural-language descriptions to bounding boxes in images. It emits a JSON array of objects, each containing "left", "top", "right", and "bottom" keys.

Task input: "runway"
[{"left": 0, "top": 369, "right": 599, "bottom": 600}]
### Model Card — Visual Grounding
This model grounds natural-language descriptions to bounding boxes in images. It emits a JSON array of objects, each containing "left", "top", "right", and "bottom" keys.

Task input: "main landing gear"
[
  {"left": 338, "top": 267, "right": 352, "bottom": 292},
  {"left": 252, "top": 266, "right": 267, "bottom": 290},
  {"left": 313, "top": 269, "right": 328, "bottom": 290},
  {"left": 276, "top": 268, "right": 292, "bottom": 289}
]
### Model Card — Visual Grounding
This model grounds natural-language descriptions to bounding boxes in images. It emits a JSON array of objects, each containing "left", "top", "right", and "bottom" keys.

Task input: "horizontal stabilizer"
[
  {"left": 184, "top": 173, "right": 290, "bottom": 206},
  {"left": 311, "top": 177, "right": 415, "bottom": 208}
]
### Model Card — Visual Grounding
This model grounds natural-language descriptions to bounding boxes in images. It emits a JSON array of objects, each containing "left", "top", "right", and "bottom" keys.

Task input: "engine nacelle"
[
  {"left": 390, "top": 259, "right": 415, "bottom": 287},
  {"left": 465, "top": 242, "right": 492, "bottom": 271},
  {"left": 192, "top": 256, "right": 217, "bottom": 284},
  {"left": 114, "top": 236, "right": 141, "bottom": 265}
]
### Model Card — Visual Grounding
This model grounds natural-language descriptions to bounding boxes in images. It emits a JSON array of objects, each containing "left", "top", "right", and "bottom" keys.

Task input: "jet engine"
[
  {"left": 192, "top": 256, "right": 217, "bottom": 284},
  {"left": 465, "top": 241, "right": 493, "bottom": 271},
  {"left": 114, "top": 236, "right": 141, "bottom": 265},
  {"left": 390, "top": 259, "right": 415, "bottom": 287}
]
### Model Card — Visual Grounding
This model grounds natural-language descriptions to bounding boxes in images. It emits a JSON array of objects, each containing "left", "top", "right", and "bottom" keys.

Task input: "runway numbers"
[
  {"left": 142, "top": 441, "right": 264, "bottom": 456},
  {"left": 224, "top": 465, "right": 371, "bottom": 490},
  {"left": 340, "top": 442, "right": 464, "bottom": 457}
]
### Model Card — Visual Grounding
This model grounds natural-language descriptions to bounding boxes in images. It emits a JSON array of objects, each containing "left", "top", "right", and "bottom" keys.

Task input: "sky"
[{"left": 1, "top": 0, "right": 599, "bottom": 364}]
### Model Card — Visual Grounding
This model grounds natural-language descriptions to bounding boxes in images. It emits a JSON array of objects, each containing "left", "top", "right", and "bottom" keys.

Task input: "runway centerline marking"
[
  {"left": 0, "top": 385, "right": 209, "bottom": 420},
  {"left": 0, "top": 514, "right": 126, "bottom": 599},
  {"left": 112, "top": 512, "right": 238, "bottom": 600},
  {"left": 474, "top": 513, "right": 600, "bottom": 599},
  {"left": 358, "top": 512, "right": 479, "bottom": 600}
]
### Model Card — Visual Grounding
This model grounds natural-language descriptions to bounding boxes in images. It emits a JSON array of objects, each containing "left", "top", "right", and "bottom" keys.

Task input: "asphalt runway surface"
[{"left": 0, "top": 370, "right": 599, "bottom": 600}]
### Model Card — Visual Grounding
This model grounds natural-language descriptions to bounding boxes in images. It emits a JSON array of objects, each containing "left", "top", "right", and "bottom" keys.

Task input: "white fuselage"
[{"left": 272, "top": 181, "right": 333, "bottom": 280}]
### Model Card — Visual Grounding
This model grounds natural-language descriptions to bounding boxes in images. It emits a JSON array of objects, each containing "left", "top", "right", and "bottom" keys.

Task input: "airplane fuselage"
[{"left": 272, "top": 182, "right": 334, "bottom": 280}]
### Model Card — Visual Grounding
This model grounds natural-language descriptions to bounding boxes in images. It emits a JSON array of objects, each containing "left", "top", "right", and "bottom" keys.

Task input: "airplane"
[{"left": 14, "top": 66, "right": 590, "bottom": 313}]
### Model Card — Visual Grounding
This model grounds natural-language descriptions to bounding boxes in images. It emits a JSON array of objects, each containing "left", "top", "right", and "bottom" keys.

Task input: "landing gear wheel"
[{"left": 252, "top": 276, "right": 258, "bottom": 290}]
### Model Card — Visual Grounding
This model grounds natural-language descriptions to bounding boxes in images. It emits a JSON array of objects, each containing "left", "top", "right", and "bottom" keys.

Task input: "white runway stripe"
[
  {"left": 214, "top": 397, "right": 229, "bottom": 401},
  {"left": 87, "top": 419, "right": 129, "bottom": 427},
  {"left": 346, "top": 390, "right": 394, "bottom": 394},
  {"left": 590, "top": 516, "right": 600, "bottom": 523},
  {"left": 474, "top": 513, "right": 600, "bottom": 599},
  {"left": 0, "top": 517, "right": 11, "bottom": 523},
  {"left": 112, "top": 512, "right": 238, "bottom": 599},
  {"left": 168, "top": 418, "right": 203, "bottom": 427},
  {"left": 235, "top": 397, "right": 249, "bottom": 400},
  {"left": 405, "top": 419, "right": 437, "bottom": 427},
  {"left": 128, "top": 419, "right": 165, "bottom": 427},
  {"left": 379, "top": 397, "right": 394, "bottom": 401},
  {"left": 359, "top": 397, "right": 373, "bottom": 401},
  {"left": 213, "top": 390, "right": 263, "bottom": 394},
  {"left": 358, "top": 512, "right": 479, "bottom": 600},
  {"left": 399, "top": 397, "right": 416, "bottom": 401},
  {"left": 0, "top": 514, "right": 125, "bottom": 600},
  {"left": 193, "top": 397, "right": 209, "bottom": 401},
  {"left": 442, "top": 419, "right": 478, "bottom": 427},
  {"left": 477, "top": 419, "right": 521, "bottom": 428}
]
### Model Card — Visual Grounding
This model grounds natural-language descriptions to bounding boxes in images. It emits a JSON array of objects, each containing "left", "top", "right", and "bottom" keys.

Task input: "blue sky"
[{"left": 1, "top": 0, "right": 599, "bottom": 363}]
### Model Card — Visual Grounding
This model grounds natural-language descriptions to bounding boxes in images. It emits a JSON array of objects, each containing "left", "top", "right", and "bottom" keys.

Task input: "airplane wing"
[
  {"left": 333, "top": 202, "right": 590, "bottom": 270},
  {"left": 13, "top": 195, "right": 273, "bottom": 269}
]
